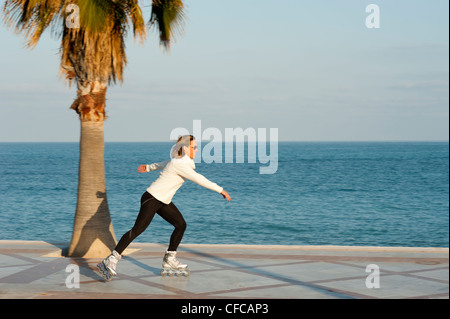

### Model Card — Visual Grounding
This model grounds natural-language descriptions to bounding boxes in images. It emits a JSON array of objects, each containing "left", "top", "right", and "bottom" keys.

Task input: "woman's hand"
[
  {"left": 221, "top": 190, "right": 231, "bottom": 202},
  {"left": 137, "top": 165, "right": 148, "bottom": 173}
]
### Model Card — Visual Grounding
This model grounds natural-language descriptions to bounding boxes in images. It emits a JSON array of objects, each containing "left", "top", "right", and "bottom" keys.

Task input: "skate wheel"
[
  {"left": 97, "top": 263, "right": 112, "bottom": 281},
  {"left": 160, "top": 269, "right": 166, "bottom": 277}
]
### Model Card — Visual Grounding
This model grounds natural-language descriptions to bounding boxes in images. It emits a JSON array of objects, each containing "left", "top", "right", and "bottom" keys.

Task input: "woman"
[{"left": 98, "top": 135, "right": 230, "bottom": 280}]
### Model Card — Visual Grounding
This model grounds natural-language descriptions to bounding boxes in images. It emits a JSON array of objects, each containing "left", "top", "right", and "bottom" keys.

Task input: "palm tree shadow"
[{"left": 65, "top": 191, "right": 116, "bottom": 257}]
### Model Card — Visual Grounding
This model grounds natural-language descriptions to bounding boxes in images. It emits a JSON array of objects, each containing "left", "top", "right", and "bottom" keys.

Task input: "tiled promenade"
[{"left": 0, "top": 240, "right": 448, "bottom": 299}]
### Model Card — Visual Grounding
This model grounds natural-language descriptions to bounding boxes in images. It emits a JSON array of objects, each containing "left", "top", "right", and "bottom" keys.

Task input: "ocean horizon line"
[{"left": 0, "top": 140, "right": 449, "bottom": 144}]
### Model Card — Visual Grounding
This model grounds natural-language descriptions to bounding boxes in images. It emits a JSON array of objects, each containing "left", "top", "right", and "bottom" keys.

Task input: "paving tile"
[
  {"left": 261, "top": 261, "right": 365, "bottom": 283},
  {"left": 413, "top": 268, "right": 449, "bottom": 282},
  {"left": 323, "top": 274, "right": 449, "bottom": 299},
  {"left": 215, "top": 283, "right": 343, "bottom": 299}
]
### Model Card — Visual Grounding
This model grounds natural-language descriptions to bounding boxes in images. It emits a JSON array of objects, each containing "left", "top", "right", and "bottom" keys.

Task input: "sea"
[{"left": 0, "top": 142, "right": 448, "bottom": 248}]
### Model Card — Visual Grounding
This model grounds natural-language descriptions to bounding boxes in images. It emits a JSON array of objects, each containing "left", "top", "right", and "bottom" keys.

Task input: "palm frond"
[
  {"left": 59, "top": 0, "right": 129, "bottom": 86},
  {"left": 149, "top": 0, "right": 185, "bottom": 50},
  {"left": 3, "top": 0, "right": 64, "bottom": 48},
  {"left": 77, "top": 0, "right": 111, "bottom": 33},
  {"left": 127, "top": 0, "right": 146, "bottom": 44}
]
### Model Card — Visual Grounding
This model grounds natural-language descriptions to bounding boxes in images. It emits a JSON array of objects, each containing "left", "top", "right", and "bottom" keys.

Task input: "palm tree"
[{"left": 2, "top": 0, "right": 185, "bottom": 257}]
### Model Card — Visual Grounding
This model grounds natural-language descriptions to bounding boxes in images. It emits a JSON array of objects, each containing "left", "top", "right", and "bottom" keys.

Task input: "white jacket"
[{"left": 146, "top": 155, "right": 223, "bottom": 204}]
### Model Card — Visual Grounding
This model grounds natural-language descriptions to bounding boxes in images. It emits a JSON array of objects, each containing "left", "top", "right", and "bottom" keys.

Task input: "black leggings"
[{"left": 114, "top": 192, "right": 186, "bottom": 255}]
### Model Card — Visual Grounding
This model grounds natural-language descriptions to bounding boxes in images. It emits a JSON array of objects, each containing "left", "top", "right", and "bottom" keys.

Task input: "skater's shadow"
[
  {"left": 123, "top": 256, "right": 161, "bottom": 276},
  {"left": 70, "top": 258, "right": 104, "bottom": 281},
  {"left": 180, "top": 247, "right": 356, "bottom": 299}
]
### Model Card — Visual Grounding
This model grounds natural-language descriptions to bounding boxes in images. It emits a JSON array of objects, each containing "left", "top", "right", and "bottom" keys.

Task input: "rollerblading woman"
[{"left": 97, "top": 135, "right": 230, "bottom": 280}]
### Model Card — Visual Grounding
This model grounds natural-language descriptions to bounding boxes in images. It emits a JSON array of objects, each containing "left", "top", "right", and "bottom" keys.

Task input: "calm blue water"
[{"left": 0, "top": 142, "right": 448, "bottom": 248}]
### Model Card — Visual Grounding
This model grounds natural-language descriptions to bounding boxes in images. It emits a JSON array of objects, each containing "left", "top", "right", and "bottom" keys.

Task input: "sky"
[{"left": 0, "top": 0, "right": 448, "bottom": 142}]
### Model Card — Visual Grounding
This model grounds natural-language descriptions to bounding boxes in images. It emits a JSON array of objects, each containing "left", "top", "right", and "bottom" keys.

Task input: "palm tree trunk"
[{"left": 67, "top": 83, "right": 116, "bottom": 258}]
